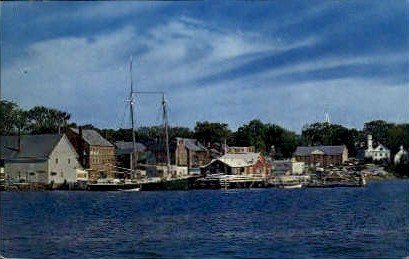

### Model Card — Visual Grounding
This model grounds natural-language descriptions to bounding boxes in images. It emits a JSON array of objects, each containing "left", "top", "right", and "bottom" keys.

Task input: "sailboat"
[{"left": 125, "top": 60, "right": 198, "bottom": 191}]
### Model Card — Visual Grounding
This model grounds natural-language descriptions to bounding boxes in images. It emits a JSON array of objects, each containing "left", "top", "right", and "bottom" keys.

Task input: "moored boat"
[{"left": 282, "top": 183, "right": 303, "bottom": 189}]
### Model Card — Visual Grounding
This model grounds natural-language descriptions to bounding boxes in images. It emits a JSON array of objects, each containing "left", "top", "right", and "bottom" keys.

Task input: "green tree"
[
  {"left": 301, "top": 122, "right": 358, "bottom": 156},
  {"left": 26, "top": 106, "right": 71, "bottom": 134},
  {"left": 194, "top": 121, "right": 231, "bottom": 145},
  {"left": 235, "top": 119, "right": 267, "bottom": 152},
  {"left": 363, "top": 120, "right": 394, "bottom": 146},
  {"left": 387, "top": 124, "right": 409, "bottom": 154},
  {"left": 0, "top": 100, "right": 28, "bottom": 135}
]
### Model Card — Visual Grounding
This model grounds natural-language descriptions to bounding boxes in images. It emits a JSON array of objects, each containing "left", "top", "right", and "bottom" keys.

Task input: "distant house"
[
  {"left": 67, "top": 128, "right": 116, "bottom": 181},
  {"left": 0, "top": 134, "right": 81, "bottom": 185},
  {"left": 201, "top": 152, "right": 271, "bottom": 176},
  {"left": 175, "top": 138, "right": 211, "bottom": 168},
  {"left": 272, "top": 159, "right": 305, "bottom": 176},
  {"left": 227, "top": 146, "right": 255, "bottom": 154},
  {"left": 114, "top": 141, "right": 147, "bottom": 169},
  {"left": 364, "top": 135, "right": 390, "bottom": 161},
  {"left": 294, "top": 145, "right": 348, "bottom": 167}
]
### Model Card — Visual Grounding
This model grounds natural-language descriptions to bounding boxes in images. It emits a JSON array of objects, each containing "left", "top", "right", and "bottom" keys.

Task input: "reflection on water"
[{"left": 1, "top": 179, "right": 408, "bottom": 258}]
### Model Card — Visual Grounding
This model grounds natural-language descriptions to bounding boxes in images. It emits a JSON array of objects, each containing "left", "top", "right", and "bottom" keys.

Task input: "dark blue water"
[{"left": 1, "top": 180, "right": 408, "bottom": 258}]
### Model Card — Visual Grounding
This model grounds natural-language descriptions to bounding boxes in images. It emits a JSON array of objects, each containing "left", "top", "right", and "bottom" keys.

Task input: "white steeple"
[{"left": 324, "top": 111, "right": 330, "bottom": 124}]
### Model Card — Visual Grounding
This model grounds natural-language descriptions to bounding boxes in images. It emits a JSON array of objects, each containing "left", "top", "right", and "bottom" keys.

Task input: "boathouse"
[
  {"left": 0, "top": 134, "right": 81, "bottom": 185},
  {"left": 272, "top": 159, "right": 305, "bottom": 175}
]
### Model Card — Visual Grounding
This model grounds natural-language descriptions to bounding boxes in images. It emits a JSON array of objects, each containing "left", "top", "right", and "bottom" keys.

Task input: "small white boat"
[
  {"left": 121, "top": 187, "right": 140, "bottom": 192},
  {"left": 282, "top": 183, "right": 302, "bottom": 189}
]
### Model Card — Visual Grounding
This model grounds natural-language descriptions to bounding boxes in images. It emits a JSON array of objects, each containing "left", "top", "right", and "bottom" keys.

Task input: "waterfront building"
[
  {"left": 294, "top": 145, "right": 348, "bottom": 167},
  {"left": 0, "top": 134, "right": 81, "bottom": 185},
  {"left": 201, "top": 152, "right": 271, "bottom": 176},
  {"left": 364, "top": 135, "right": 390, "bottom": 161},
  {"left": 175, "top": 138, "right": 211, "bottom": 169},
  {"left": 272, "top": 159, "right": 305, "bottom": 175},
  {"left": 114, "top": 141, "right": 147, "bottom": 170},
  {"left": 67, "top": 128, "right": 116, "bottom": 181}
]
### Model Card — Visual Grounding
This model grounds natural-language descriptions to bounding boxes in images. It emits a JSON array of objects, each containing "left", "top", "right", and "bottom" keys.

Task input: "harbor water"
[{"left": 1, "top": 179, "right": 408, "bottom": 258}]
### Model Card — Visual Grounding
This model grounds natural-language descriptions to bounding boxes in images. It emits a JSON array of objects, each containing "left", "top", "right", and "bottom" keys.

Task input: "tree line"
[{"left": 1, "top": 100, "right": 408, "bottom": 159}]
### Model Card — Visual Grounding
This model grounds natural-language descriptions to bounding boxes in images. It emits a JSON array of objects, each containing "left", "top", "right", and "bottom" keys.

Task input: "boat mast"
[
  {"left": 129, "top": 56, "right": 137, "bottom": 178},
  {"left": 162, "top": 93, "right": 171, "bottom": 177}
]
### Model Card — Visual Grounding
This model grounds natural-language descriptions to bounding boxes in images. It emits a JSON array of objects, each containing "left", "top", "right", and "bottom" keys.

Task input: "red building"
[
  {"left": 294, "top": 145, "right": 348, "bottom": 167},
  {"left": 201, "top": 152, "right": 271, "bottom": 176}
]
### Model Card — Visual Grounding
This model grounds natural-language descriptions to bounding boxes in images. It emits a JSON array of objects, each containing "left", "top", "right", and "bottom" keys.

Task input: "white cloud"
[{"left": 133, "top": 17, "right": 319, "bottom": 91}]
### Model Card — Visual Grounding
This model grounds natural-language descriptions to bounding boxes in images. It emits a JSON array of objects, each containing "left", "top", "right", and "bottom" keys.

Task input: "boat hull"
[
  {"left": 140, "top": 177, "right": 198, "bottom": 191},
  {"left": 87, "top": 183, "right": 141, "bottom": 191}
]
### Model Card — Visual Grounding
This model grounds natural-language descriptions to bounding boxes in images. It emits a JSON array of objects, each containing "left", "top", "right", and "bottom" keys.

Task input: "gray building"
[{"left": 1, "top": 134, "right": 81, "bottom": 184}]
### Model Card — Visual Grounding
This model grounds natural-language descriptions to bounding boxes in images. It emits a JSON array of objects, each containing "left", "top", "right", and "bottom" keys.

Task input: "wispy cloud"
[
  {"left": 1, "top": 1, "right": 408, "bottom": 131},
  {"left": 133, "top": 17, "right": 320, "bottom": 90}
]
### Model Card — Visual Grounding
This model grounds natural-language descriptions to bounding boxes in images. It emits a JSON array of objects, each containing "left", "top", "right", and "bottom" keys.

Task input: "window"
[
  {"left": 55, "top": 158, "right": 58, "bottom": 164},
  {"left": 68, "top": 159, "right": 70, "bottom": 164},
  {"left": 29, "top": 172, "right": 35, "bottom": 176},
  {"left": 51, "top": 172, "right": 57, "bottom": 176}
]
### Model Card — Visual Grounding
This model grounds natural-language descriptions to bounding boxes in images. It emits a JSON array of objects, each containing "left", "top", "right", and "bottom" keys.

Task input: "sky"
[{"left": 1, "top": 1, "right": 408, "bottom": 132}]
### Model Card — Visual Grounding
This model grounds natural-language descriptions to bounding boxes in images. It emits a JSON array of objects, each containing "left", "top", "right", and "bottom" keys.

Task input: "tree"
[
  {"left": 301, "top": 122, "right": 358, "bottom": 156},
  {"left": 0, "top": 100, "right": 28, "bottom": 135},
  {"left": 169, "top": 127, "right": 194, "bottom": 140},
  {"left": 194, "top": 121, "right": 231, "bottom": 145},
  {"left": 26, "top": 106, "right": 71, "bottom": 134},
  {"left": 363, "top": 120, "right": 394, "bottom": 146},
  {"left": 235, "top": 119, "right": 266, "bottom": 151},
  {"left": 387, "top": 124, "right": 409, "bottom": 154}
]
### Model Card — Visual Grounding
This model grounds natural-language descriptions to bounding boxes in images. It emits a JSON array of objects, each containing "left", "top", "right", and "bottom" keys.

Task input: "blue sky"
[{"left": 1, "top": 1, "right": 408, "bottom": 132}]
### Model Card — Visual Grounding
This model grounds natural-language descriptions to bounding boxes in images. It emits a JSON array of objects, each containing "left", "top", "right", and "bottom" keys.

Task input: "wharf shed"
[{"left": 294, "top": 145, "right": 348, "bottom": 167}]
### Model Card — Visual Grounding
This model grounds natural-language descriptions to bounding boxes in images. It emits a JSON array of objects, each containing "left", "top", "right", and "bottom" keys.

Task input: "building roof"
[
  {"left": 1, "top": 134, "right": 63, "bottom": 162},
  {"left": 70, "top": 128, "right": 113, "bottom": 147},
  {"left": 294, "top": 145, "right": 346, "bottom": 156},
  {"left": 114, "top": 141, "right": 146, "bottom": 155},
  {"left": 217, "top": 152, "right": 261, "bottom": 168},
  {"left": 179, "top": 138, "right": 207, "bottom": 152},
  {"left": 372, "top": 144, "right": 390, "bottom": 152}
]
